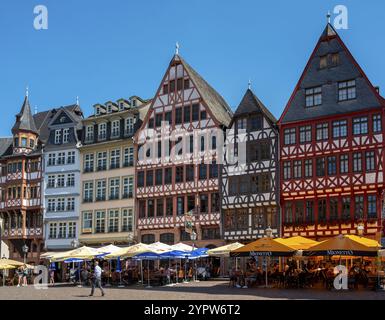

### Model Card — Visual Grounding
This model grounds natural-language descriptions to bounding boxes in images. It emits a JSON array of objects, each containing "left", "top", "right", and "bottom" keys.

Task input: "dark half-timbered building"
[
  {"left": 279, "top": 23, "right": 385, "bottom": 241},
  {"left": 135, "top": 52, "right": 232, "bottom": 248},
  {"left": 222, "top": 88, "right": 279, "bottom": 241},
  {"left": 0, "top": 95, "right": 45, "bottom": 263}
]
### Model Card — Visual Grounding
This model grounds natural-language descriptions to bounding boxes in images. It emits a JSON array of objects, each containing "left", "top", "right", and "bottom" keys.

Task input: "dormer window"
[
  {"left": 63, "top": 128, "right": 69, "bottom": 143},
  {"left": 86, "top": 125, "right": 94, "bottom": 142},
  {"left": 305, "top": 86, "right": 322, "bottom": 107},
  {"left": 132, "top": 100, "right": 136, "bottom": 107},
  {"left": 338, "top": 80, "right": 356, "bottom": 101},
  {"left": 119, "top": 102, "right": 125, "bottom": 111},
  {"left": 96, "top": 107, "right": 101, "bottom": 116},
  {"left": 111, "top": 120, "right": 120, "bottom": 137},
  {"left": 107, "top": 105, "right": 112, "bottom": 113},
  {"left": 125, "top": 117, "right": 134, "bottom": 135},
  {"left": 98, "top": 123, "right": 107, "bottom": 140}
]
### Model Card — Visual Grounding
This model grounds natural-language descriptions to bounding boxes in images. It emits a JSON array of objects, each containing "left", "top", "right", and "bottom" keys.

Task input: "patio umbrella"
[
  {"left": 133, "top": 251, "right": 161, "bottom": 288},
  {"left": 171, "top": 243, "right": 194, "bottom": 252},
  {"left": 0, "top": 259, "right": 24, "bottom": 267},
  {"left": 51, "top": 246, "right": 106, "bottom": 262},
  {"left": 275, "top": 236, "right": 319, "bottom": 250},
  {"left": 104, "top": 243, "right": 153, "bottom": 259},
  {"left": 230, "top": 238, "right": 297, "bottom": 257},
  {"left": 302, "top": 234, "right": 379, "bottom": 257},
  {"left": 98, "top": 244, "right": 122, "bottom": 255},
  {"left": 189, "top": 248, "right": 209, "bottom": 260},
  {"left": 208, "top": 243, "right": 245, "bottom": 257},
  {"left": 148, "top": 242, "right": 172, "bottom": 253}
]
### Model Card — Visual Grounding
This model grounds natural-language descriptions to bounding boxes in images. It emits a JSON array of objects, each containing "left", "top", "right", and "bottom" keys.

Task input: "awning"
[
  {"left": 275, "top": 236, "right": 320, "bottom": 250},
  {"left": 230, "top": 238, "right": 296, "bottom": 257}
]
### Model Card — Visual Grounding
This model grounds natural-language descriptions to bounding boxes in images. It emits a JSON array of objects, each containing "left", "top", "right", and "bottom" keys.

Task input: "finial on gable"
[{"left": 175, "top": 42, "right": 180, "bottom": 55}]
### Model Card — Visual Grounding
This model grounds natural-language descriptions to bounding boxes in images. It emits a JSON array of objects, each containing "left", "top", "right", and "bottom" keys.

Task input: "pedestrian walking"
[
  {"left": 89, "top": 261, "right": 105, "bottom": 297},
  {"left": 22, "top": 265, "right": 28, "bottom": 287},
  {"left": 17, "top": 266, "right": 23, "bottom": 287}
]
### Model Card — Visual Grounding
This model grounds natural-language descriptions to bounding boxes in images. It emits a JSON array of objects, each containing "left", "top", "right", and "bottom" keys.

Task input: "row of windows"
[
  {"left": 224, "top": 207, "right": 278, "bottom": 230},
  {"left": 162, "top": 77, "right": 190, "bottom": 95},
  {"left": 235, "top": 115, "right": 263, "bottom": 132},
  {"left": 83, "top": 176, "right": 134, "bottom": 202},
  {"left": 305, "top": 79, "right": 357, "bottom": 108},
  {"left": 283, "top": 151, "right": 377, "bottom": 180},
  {"left": 47, "top": 197, "right": 76, "bottom": 212},
  {"left": 228, "top": 173, "right": 271, "bottom": 196},
  {"left": 284, "top": 114, "right": 382, "bottom": 145},
  {"left": 85, "top": 117, "right": 135, "bottom": 142},
  {"left": 148, "top": 103, "right": 206, "bottom": 128},
  {"left": 82, "top": 208, "right": 133, "bottom": 234},
  {"left": 137, "top": 163, "right": 219, "bottom": 188},
  {"left": 47, "top": 152, "right": 76, "bottom": 166},
  {"left": 138, "top": 193, "right": 220, "bottom": 218},
  {"left": 14, "top": 136, "right": 35, "bottom": 149},
  {"left": 47, "top": 173, "right": 76, "bottom": 188},
  {"left": 284, "top": 194, "right": 378, "bottom": 224},
  {"left": 141, "top": 227, "right": 221, "bottom": 244},
  {"left": 4, "top": 160, "right": 40, "bottom": 174},
  {"left": 48, "top": 222, "right": 77, "bottom": 239},
  {"left": 3, "top": 185, "right": 40, "bottom": 200},
  {"left": 83, "top": 147, "right": 134, "bottom": 172},
  {"left": 54, "top": 128, "right": 71, "bottom": 145}
]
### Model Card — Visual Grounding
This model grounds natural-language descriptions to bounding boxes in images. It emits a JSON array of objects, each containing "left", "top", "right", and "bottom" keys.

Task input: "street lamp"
[
  {"left": 190, "top": 232, "right": 198, "bottom": 282},
  {"left": 22, "top": 244, "right": 28, "bottom": 264},
  {"left": 70, "top": 239, "right": 80, "bottom": 286}
]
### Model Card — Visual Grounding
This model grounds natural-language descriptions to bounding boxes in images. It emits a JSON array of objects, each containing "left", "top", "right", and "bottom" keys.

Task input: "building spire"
[
  {"left": 327, "top": 11, "right": 331, "bottom": 24},
  {"left": 175, "top": 42, "right": 180, "bottom": 55},
  {"left": 76, "top": 96, "right": 79, "bottom": 106},
  {"left": 248, "top": 79, "right": 252, "bottom": 90},
  {"left": 25, "top": 86, "right": 29, "bottom": 98}
]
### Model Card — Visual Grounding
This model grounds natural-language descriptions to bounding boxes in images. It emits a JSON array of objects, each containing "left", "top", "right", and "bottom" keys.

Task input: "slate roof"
[
  {"left": 12, "top": 96, "right": 38, "bottom": 134},
  {"left": 280, "top": 23, "right": 384, "bottom": 124},
  {"left": 234, "top": 89, "right": 277, "bottom": 124},
  {"left": 174, "top": 54, "right": 233, "bottom": 127},
  {"left": 0, "top": 137, "right": 13, "bottom": 157}
]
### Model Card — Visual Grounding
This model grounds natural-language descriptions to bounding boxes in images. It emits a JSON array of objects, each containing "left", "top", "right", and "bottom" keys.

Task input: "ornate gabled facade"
[
  {"left": 278, "top": 23, "right": 385, "bottom": 240},
  {"left": 135, "top": 53, "right": 232, "bottom": 248},
  {"left": 222, "top": 89, "right": 279, "bottom": 241},
  {"left": 79, "top": 97, "right": 149, "bottom": 246},
  {"left": 0, "top": 95, "right": 44, "bottom": 263},
  {"left": 42, "top": 104, "right": 84, "bottom": 251}
]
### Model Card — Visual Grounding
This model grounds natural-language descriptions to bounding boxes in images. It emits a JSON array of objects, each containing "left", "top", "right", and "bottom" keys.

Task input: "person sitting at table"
[
  {"left": 229, "top": 268, "right": 237, "bottom": 288},
  {"left": 188, "top": 267, "right": 193, "bottom": 281},
  {"left": 244, "top": 266, "right": 257, "bottom": 288},
  {"left": 178, "top": 267, "right": 184, "bottom": 280}
]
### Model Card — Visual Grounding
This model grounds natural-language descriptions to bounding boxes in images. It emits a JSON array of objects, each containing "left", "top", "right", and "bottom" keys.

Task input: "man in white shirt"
[{"left": 89, "top": 261, "right": 105, "bottom": 297}]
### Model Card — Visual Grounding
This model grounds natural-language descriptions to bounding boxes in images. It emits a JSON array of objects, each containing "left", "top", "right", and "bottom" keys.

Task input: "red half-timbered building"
[
  {"left": 0, "top": 95, "right": 44, "bottom": 263},
  {"left": 135, "top": 52, "right": 232, "bottom": 248},
  {"left": 279, "top": 23, "right": 385, "bottom": 241}
]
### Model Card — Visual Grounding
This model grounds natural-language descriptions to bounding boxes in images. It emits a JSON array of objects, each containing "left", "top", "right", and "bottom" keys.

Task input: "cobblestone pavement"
[{"left": 0, "top": 281, "right": 384, "bottom": 300}]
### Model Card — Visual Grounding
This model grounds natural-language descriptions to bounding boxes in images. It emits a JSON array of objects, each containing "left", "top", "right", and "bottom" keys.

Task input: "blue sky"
[{"left": 0, "top": 0, "right": 384, "bottom": 136}]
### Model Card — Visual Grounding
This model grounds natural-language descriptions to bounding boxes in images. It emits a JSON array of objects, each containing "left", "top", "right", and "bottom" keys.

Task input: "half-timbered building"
[
  {"left": 135, "top": 52, "right": 233, "bottom": 248},
  {"left": 222, "top": 88, "right": 279, "bottom": 241},
  {"left": 0, "top": 95, "right": 45, "bottom": 263},
  {"left": 279, "top": 23, "right": 385, "bottom": 241}
]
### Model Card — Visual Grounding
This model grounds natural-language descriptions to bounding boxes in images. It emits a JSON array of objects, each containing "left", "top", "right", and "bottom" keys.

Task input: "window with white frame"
[
  {"left": 48, "top": 175, "right": 55, "bottom": 188},
  {"left": 284, "top": 128, "right": 296, "bottom": 145},
  {"left": 95, "top": 211, "right": 106, "bottom": 233},
  {"left": 67, "top": 151, "right": 75, "bottom": 164},
  {"left": 68, "top": 222, "right": 76, "bottom": 238},
  {"left": 58, "top": 222, "right": 67, "bottom": 238},
  {"left": 67, "top": 174, "right": 75, "bottom": 187},
  {"left": 57, "top": 174, "right": 65, "bottom": 187},
  {"left": 110, "top": 149, "right": 120, "bottom": 169},
  {"left": 109, "top": 178, "right": 120, "bottom": 200},
  {"left": 48, "top": 199, "right": 56, "bottom": 212},
  {"left": 55, "top": 130, "right": 61, "bottom": 144},
  {"left": 63, "top": 128, "right": 69, "bottom": 143},
  {"left": 121, "top": 208, "right": 133, "bottom": 232},
  {"left": 86, "top": 125, "right": 94, "bottom": 141},
  {"left": 108, "top": 209, "right": 119, "bottom": 233},
  {"left": 57, "top": 152, "right": 66, "bottom": 165},
  {"left": 49, "top": 223, "right": 57, "bottom": 239},
  {"left": 83, "top": 182, "right": 94, "bottom": 202},
  {"left": 124, "top": 147, "right": 134, "bottom": 167},
  {"left": 67, "top": 197, "right": 75, "bottom": 211},
  {"left": 97, "top": 152, "right": 107, "bottom": 171},
  {"left": 96, "top": 180, "right": 106, "bottom": 201},
  {"left": 98, "top": 123, "right": 107, "bottom": 140},
  {"left": 82, "top": 212, "right": 93, "bottom": 231},
  {"left": 125, "top": 117, "right": 134, "bottom": 135},
  {"left": 299, "top": 126, "right": 312, "bottom": 144},
  {"left": 48, "top": 153, "right": 56, "bottom": 166},
  {"left": 353, "top": 117, "right": 368, "bottom": 135},
  {"left": 332, "top": 120, "right": 347, "bottom": 138},
  {"left": 316, "top": 123, "right": 329, "bottom": 141},
  {"left": 338, "top": 80, "right": 356, "bottom": 101},
  {"left": 57, "top": 198, "right": 65, "bottom": 211},
  {"left": 84, "top": 154, "right": 94, "bottom": 172},
  {"left": 111, "top": 120, "right": 120, "bottom": 137},
  {"left": 123, "top": 176, "right": 134, "bottom": 198},
  {"left": 305, "top": 86, "right": 322, "bottom": 107}
]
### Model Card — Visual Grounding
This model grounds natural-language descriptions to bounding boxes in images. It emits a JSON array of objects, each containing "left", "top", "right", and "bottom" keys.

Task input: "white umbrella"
[{"left": 171, "top": 243, "right": 194, "bottom": 252}]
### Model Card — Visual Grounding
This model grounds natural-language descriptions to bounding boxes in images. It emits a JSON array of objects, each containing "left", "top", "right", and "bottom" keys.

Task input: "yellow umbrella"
[
  {"left": 0, "top": 259, "right": 24, "bottom": 267},
  {"left": 0, "top": 264, "right": 17, "bottom": 270},
  {"left": 345, "top": 235, "right": 381, "bottom": 248},
  {"left": 276, "top": 236, "right": 320, "bottom": 250},
  {"left": 230, "top": 238, "right": 296, "bottom": 257},
  {"left": 303, "top": 234, "right": 379, "bottom": 257},
  {"left": 208, "top": 242, "right": 245, "bottom": 257},
  {"left": 51, "top": 246, "right": 104, "bottom": 262}
]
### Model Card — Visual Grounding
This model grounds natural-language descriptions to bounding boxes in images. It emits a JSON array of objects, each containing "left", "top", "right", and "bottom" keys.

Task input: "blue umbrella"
[
  {"left": 132, "top": 252, "right": 161, "bottom": 260},
  {"left": 64, "top": 258, "right": 84, "bottom": 263},
  {"left": 49, "top": 262, "right": 56, "bottom": 271},
  {"left": 189, "top": 248, "right": 209, "bottom": 260},
  {"left": 159, "top": 250, "right": 191, "bottom": 259},
  {"left": 116, "top": 257, "right": 122, "bottom": 272}
]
